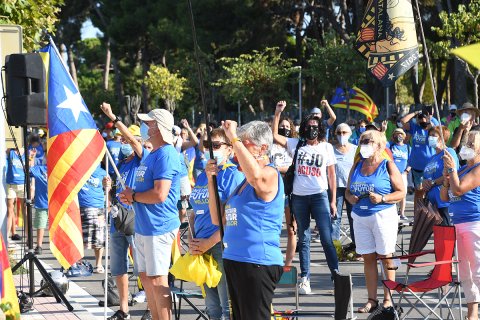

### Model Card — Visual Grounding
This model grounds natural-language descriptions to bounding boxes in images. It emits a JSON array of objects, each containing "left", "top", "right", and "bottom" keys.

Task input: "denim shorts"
[{"left": 110, "top": 230, "right": 136, "bottom": 277}]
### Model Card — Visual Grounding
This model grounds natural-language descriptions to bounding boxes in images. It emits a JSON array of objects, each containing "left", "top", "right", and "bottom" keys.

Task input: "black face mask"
[
  {"left": 278, "top": 127, "right": 291, "bottom": 138},
  {"left": 305, "top": 125, "right": 319, "bottom": 141},
  {"left": 450, "top": 112, "right": 457, "bottom": 117},
  {"left": 419, "top": 121, "right": 430, "bottom": 129}
]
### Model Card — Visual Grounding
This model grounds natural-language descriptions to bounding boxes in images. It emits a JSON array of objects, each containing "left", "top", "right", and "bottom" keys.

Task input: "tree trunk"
[
  {"left": 104, "top": 40, "right": 111, "bottom": 90},
  {"left": 474, "top": 71, "right": 479, "bottom": 109},
  {"left": 436, "top": 59, "right": 452, "bottom": 109},
  {"left": 294, "top": 7, "right": 305, "bottom": 66},
  {"left": 141, "top": 42, "right": 151, "bottom": 113},
  {"left": 410, "top": 64, "right": 421, "bottom": 104},
  {"left": 67, "top": 46, "right": 78, "bottom": 87},
  {"left": 452, "top": 57, "right": 468, "bottom": 105},
  {"left": 352, "top": 0, "right": 365, "bottom": 31},
  {"left": 339, "top": 0, "right": 353, "bottom": 34}
]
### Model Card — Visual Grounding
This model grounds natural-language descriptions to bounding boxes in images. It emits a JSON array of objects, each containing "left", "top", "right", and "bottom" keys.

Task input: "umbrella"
[
  {"left": 408, "top": 190, "right": 443, "bottom": 264},
  {"left": 451, "top": 43, "right": 480, "bottom": 69}
]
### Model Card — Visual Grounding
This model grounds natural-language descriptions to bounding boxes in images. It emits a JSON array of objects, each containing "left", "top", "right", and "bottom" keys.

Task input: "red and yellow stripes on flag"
[
  {"left": 332, "top": 86, "right": 378, "bottom": 121},
  {"left": 0, "top": 235, "right": 20, "bottom": 319},
  {"left": 15, "top": 199, "right": 23, "bottom": 228},
  {"left": 47, "top": 129, "right": 105, "bottom": 269}
]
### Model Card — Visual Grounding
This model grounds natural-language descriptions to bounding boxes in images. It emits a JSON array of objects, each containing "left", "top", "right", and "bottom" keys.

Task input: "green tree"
[
  {"left": 144, "top": 65, "right": 187, "bottom": 113},
  {"left": 432, "top": 0, "right": 480, "bottom": 108},
  {"left": 214, "top": 47, "right": 296, "bottom": 114},
  {"left": 0, "top": 0, "right": 64, "bottom": 51}
]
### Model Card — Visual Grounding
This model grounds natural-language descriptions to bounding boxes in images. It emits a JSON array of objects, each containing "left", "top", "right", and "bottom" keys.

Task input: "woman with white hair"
[
  {"left": 441, "top": 130, "right": 480, "bottom": 320},
  {"left": 207, "top": 120, "right": 284, "bottom": 320},
  {"left": 332, "top": 123, "right": 357, "bottom": 247},
  {"left": 345, "top": 130, "right": 405, "bottom": 313}
]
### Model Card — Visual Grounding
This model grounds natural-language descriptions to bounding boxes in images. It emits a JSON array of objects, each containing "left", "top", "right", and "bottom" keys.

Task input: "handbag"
[
  {"left": 114, "top": 204, "right": 135, "bottom": 236},
  {"left": 284, "top": 139, "right": 304, "bottom": 196}
]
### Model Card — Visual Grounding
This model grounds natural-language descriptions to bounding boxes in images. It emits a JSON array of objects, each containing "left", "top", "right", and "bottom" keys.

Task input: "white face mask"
[
  {"left": 459, "top": 146, "right": 476, "bottom": 160},
  {"left": 360, "top": 144, "right": 374, "bottom": 159},
  {"left": 349, "top": 126, "right": 356, "bottom": 132},
  {"left": 397, "top": 122, "right": 403, "bottom": 128},
  {"left": 461, "top": 113, "right": 472, "bottom": 122},
  {"left": 428, "top": 136, "right": 439, "bottom": 148},
  {"left": 337, "top": 135, "right": 349, "bottom": 146}
]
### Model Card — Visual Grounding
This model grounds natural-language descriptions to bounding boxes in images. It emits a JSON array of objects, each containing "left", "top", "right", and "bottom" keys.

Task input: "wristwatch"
[
  {"left": 447, "top": 168, "right": 454, "bottom": 174},
  {"left": 131, "top": 192, "right": 136, "bottom": 203},
  {"left": 381, "top": 195, "right": 386, "bottom": 203},
  {"left": 113, "top": 116, "right": 121, "bottom": 124}
]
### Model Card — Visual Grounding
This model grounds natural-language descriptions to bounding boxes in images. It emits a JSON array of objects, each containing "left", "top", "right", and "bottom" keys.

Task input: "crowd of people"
[{"left": 5, "top": 99, "right": 480, "bottom": 320}]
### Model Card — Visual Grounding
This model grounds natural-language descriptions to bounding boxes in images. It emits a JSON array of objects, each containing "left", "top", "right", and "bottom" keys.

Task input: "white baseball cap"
[{"left": 138, "top": 109, "right": 174, "bottom": 144}]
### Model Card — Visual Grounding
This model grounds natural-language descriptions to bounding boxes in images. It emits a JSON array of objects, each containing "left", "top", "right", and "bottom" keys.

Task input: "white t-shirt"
[
  {"left": 286, "top": 138, "right": 337, "bottom": 195},
  {"left": 270, "top": 143, "right": 293, "bottom": 168}
]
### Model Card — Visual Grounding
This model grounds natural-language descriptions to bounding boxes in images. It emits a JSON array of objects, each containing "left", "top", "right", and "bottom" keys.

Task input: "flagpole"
[
  {"left": 385, "top": 86, "right": 390, "bottom": 119},
  {"left": 104, "top": 153, "right": 109, "bottom": 320},
  {"left": 413, "top": 0, "right": 446, "bottom": 146}
]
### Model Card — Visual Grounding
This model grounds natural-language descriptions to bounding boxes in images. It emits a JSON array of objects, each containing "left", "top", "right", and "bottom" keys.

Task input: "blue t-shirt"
[
  {"left": 391, "top": 143, "right": 410, "bottom": 173},
  {"left": 110, "top": 147, "right": 150, "bottom": 233},
  {"left": 423, "top": 148, "right": 459, "bottom": 209},
  {"left": 133, "top": 144, "right": 181, "bottom": 236},
  {"left": 6, "top": 149, "right": 25, "bottom": 185},
  {"left": 407, "top": 119, "right": 439, "bottom": 171},
  {"left": 28, "top": 143, "right": 45, "bottom": 160},
  {"left": 349, "top": 159, "right": 395, "bottom": 217},
  {"left": 190, "top": 164, "right": 244, "bottom": 239},
  {"left": 106, "top": 140, "right": 122, "bottom": 174},
  {"left": 223, "top": 165, "right": 284, "bottom": 266},
  {"left": 79, "top": 166, "right": 107, "bottom": 208},
  {"left": 30, "top": 165, "right": 48, "bottom": 209},
  {"left": 193, "top": 144, "right": 207, "bottom": 170},
  {"left": 449, "top": 163, "right": 480, "bottom": 224}
]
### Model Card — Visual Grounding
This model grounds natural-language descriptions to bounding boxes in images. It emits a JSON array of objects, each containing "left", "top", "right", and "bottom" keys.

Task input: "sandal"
[{"left": 357, "top": 298, "right": 378, "bottom": 313}]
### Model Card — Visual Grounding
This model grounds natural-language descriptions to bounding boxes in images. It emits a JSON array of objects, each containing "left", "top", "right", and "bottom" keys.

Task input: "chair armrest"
[
  {"left": 378, "top": 250, "right": 435, "bottom": 261},
  {"left": 407, "top": 260, "right": 458, "bottom": 268}
]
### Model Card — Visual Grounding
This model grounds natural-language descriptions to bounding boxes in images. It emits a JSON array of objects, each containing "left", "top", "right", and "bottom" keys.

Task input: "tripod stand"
[{"left": 11, "top": 126, "right": 73, "bottom": 311}]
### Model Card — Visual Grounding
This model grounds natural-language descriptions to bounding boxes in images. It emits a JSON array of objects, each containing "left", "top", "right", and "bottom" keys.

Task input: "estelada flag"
[
  {"left": 331, "top": 86, "right": 379, "bottom": 121},
  {"left": 40, "top": 40, "right": 105, "bottom": 269},
  {"left": 355, "top": 0, "right": 419, "bottom": 86},
  {"left": 451, "top": 43, "right": 480, "bottom": 70},
  {"left": 0, "top": 235, "right": 20, "bottom": 319}
]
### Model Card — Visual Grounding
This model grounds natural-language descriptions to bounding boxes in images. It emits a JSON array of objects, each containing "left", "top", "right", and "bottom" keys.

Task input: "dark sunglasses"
[
  {"left": 359, "top": 139, "right": 373, "bottom": 145},
  {"left": 203, "top": 140, "right": 230, "bottom": 150}
]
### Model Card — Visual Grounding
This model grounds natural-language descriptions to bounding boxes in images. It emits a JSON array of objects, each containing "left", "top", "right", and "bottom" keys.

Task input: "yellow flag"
[{"left": 451, "top": 43, "right": 480, "bottom": 69}]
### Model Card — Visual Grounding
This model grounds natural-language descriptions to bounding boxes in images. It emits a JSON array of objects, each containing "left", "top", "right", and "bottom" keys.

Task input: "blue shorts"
[
  {"left": 412, "top": 169, "right": 424, "bottom": 189},
  {"left": 110, "top": 230, "right": 136, "bottom": 277}
]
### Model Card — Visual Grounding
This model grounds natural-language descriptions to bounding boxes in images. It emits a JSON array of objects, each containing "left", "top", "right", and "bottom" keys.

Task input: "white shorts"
[
  {"left": 134, "top": 229, "right": 178, "bottom": 276},
  {"left": 7, "top": 184, "right": 25, "bottom": 199},
  {"left": 180, "top": 176, "right": 192, "bottom": 196},
  {"left": 352, "top": 206, "right": 399, "bottom": 255}
]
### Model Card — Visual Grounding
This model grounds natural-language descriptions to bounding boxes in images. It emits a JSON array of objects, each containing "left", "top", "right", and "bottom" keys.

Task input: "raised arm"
[
  {"left": 272, "top": 101, "right": 288, "bottom": 148},
  {"left": 180, "top": 119, "right": 199, "bottom": 151},
  {"left": 101, "top": 102, "right": 143, "bottom": 157},
  {"left": 400, "top": 110, "right": 419, "bottom": 132},
  {"left": 322, "top": 100, "right": 336, "bottom": 127}
]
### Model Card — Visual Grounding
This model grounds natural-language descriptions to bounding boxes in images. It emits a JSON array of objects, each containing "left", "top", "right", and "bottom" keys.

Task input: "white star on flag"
[
  {"left": 388, "top": 73, "right": 395, "bottom": 80},
  {"left": 56, "top": 85, "right": 89, "bottom": 122}
]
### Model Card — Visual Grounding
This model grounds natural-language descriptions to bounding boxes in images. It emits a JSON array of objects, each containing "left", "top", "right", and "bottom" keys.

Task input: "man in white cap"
[
  {"left": 309, "top": 100, "right": 337, "bottom": 140},
  {"left": 119, "top": 108, "right": 182, "bottom": 320}
]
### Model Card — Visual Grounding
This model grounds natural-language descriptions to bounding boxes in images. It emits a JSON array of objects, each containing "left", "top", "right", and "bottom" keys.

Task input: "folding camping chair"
[
  {"left": 381, "top": 225, "right": 462, "bottom": 320},
  {"left": 171, "top": 280, "right": 208, "bottom": 320}
]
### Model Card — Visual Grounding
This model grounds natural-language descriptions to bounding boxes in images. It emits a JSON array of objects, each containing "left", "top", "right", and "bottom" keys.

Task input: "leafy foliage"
[
  {"left": 144, "top": 65, "right": 187, "bottom": 113},
  {"left": 0, "top": 0, "right": 64, "bottom": 51},
  {"left": 307, "top": 39, "right": 366, "bottom": 96},
  {"left": 215, "top": 47, "right": 296, "bottom": 110}
]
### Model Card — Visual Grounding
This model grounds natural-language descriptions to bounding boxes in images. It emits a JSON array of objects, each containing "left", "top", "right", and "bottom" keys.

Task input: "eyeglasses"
[
  {"left": 203, "top": 140, "right": 230, "bottom": 150},
  {"left": 359, "top": 139, "right": 373, "bottom": 145}
]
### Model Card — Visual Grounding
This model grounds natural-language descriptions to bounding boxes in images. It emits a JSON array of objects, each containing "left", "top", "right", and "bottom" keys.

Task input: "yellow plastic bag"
[{"left": 169, "top": 252, "right": 222, "bottom": 297}]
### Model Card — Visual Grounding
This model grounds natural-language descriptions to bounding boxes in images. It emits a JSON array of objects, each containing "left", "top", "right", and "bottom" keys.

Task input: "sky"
[{"left": 80, "top": 19, "right": 103, "bottom": 39}]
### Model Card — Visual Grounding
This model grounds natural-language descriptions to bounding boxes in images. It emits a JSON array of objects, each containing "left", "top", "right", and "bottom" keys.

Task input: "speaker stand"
[{"left": 11, "top": 126, "right": 73, "bottom": 312}]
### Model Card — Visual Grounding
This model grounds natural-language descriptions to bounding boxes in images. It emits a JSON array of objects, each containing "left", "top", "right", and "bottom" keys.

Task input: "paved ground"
[{"left": 10, "top": 196, "right": 467, "bottom": 319}]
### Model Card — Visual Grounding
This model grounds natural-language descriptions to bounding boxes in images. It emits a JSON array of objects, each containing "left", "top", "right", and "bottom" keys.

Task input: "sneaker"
[
  {"left": 108, "top": 310, "right": 130, "bottom": 320},
  {"left": 11, "top": 234, "right": 21, "bottom": 241},
  {"left": 399, "top": 215, "right": 409, "bottom": 221},
  {"left": 133, "top": 290, "right": 146, "bottom": 303},
  {"left": 34, "top": 246, "right": 42, "bottom": 255},
  {"left": 140, "top": 310, "right": 152, "bottom": 320},
  {"left": 297, "top": 277, "right": 311, "bottom": 295},
  {"left": 312, "top": 233, "right": 320, "bottom": 243}
]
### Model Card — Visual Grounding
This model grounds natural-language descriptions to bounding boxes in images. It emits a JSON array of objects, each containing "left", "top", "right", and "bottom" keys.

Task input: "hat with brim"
[
  {"left": 310, "top": 107, "right": 321, "bottom": 114},
  {"left": 128, "top": 125, "right": 141, "bottom": 137},
  {"left": 456, "top": 102, "right": 480, "bottom": 117},
  {"left": 393, "top": 128, "right": 406, "bottom": 136},
  {"left": 138, "top": 109, "right": 174, "bottom": 144}
]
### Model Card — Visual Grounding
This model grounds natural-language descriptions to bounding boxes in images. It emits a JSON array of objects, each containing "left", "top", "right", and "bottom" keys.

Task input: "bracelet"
[
  {"left": 113, "top": 116, "right": 120, "bottom": 124},
  {"left": 131, "top": 192, "right": 136, "bottom": 203},
  {"left": 447, "top": 168, "right": 455, "bottom": 174},
  {"left": 231, "top": 137, "right": 242, "bottom": 144}
]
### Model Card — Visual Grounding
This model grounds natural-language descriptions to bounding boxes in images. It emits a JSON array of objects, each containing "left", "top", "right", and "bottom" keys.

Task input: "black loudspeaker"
[{"left": 5, "top": 53, "right": 46, "bottom": 126}]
